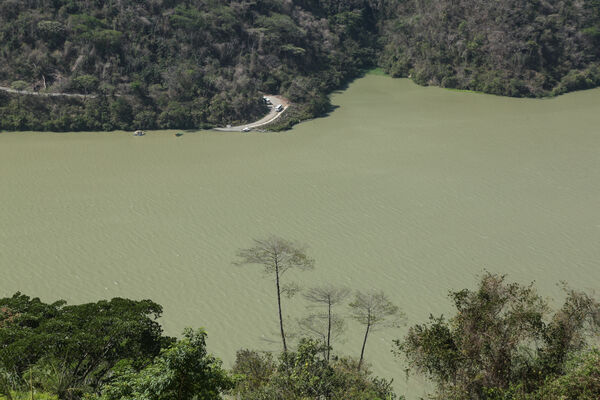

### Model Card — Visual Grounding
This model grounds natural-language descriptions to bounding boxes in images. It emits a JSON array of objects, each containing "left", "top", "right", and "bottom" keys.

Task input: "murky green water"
[{"left": 1, "top": 75, "right": 600, "bottom": 398}]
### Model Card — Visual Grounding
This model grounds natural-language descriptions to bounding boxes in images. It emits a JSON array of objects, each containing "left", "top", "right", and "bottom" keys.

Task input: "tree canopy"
[
  {"left": 396, "top": 273, "right": 600, "bottom": 400},
  {"left": 3, "top": 0, "right": 600, "bottom": 131},
  {"left": 231, "top": 338, "right": 399, "bottom": 400},
  {"left": 98, "top": 328, "right": 234, "bottom": 400},
  {"left": 0, "top": 293, "right": 169, "bottom": 399}
]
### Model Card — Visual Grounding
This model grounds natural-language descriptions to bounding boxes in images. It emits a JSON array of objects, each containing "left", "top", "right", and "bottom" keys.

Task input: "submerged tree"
[
  {"left": 298, "top": 314, "right": 345, "bottom": 361},
  {"left": 300, "top": 285, "right": 350, "bottom": 361},
  {"left": 234, "top": 236, "right": 315, "bottom": 352},
  {"left": 349, "top": 290, "right": 402, "bottom": 370}
]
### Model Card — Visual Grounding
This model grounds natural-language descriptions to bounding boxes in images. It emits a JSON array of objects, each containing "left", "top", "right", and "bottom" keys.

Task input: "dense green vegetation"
[
  {"left": 2, "top": 0, "right": 599, "bottom": 131},
  {"left": 0, "top": 294, "right": 170, "bottom": 399},
  {"left": 380, "top": 0, "right": 600, "bottom": 97},
  {"left": 396, "top": 273, "right": 600, "bottom": 400},
  {"left": 0, "top": 0, "right": 379, "bottom": 131},
  {"left": 0, "top": 293, "right": 397, "bottom": 400},
  {"left": 0, "top": 239, "right": 598, "bottom": 399},
  {"left": 231, "top": 340, "right": 397, "bottom": 399},
  {"left": 0, "top": 272, "right": 599, "bottom": 399},
  {"left": 0, "top": 237, "right": 401, "bottom": 399}
]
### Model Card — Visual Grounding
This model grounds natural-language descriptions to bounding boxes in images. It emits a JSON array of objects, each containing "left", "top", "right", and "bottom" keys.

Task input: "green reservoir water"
[{"left": 2, "top": 75, "right": 600, "bottom": 397}]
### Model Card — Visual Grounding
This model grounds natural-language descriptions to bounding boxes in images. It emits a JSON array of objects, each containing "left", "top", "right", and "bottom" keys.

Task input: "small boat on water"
[
  {"left": 134, "top": 130, "right": 145, "bottom": 136},
  {"left": 175, "top": 132, "right": 184, "bottom": 137}
]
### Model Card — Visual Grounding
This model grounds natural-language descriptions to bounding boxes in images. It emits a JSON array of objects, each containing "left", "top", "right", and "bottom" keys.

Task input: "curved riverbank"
[
  {"left": 2, "top": 76, "right": 600, "bottom": 398},
  {"left": 213, "top": 95, "right": 290, "bottom": 132}
]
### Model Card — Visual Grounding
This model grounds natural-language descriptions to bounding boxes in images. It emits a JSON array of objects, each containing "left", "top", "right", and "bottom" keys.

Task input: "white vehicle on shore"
[{"left": 242, "top": 127, "right": 251, "bottom": 132}]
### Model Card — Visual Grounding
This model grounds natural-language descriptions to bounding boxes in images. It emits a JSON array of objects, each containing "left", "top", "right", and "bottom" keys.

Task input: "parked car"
[
  {"left": 275, "top": 104, "right": 284, "bottom": 112},
  {"left": 242, "top": 127, "right": 251, "bottom": 132}
]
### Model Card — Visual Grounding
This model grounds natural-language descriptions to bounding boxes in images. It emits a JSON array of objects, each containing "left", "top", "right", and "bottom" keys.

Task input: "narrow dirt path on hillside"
[{"left": 0, "top": 86, "right": 97, "bottom": 99}]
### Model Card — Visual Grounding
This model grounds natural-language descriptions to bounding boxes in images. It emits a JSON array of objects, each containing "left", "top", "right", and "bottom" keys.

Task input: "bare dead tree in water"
[
  {"left": 234, "top": 236, "right": 314, "bottom": 352},
  {"left": 300, "top": 285, "right": 350, "bottom": 361},
  {"left": 349, "top": 290, "right": 403, "bottom": 370}
]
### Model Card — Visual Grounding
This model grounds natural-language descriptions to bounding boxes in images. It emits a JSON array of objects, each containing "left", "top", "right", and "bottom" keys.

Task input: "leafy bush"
[
  {"left": 71, "top": 75, "right": 98, "bottom": 93},
  {"left": 98, "top": 329, "right": 234, "bottom": 400},
  {"left": 231, "top": 339, "right": 399, "bottom": 400},
  {"left": 525, "top": 350, "right": 600, "bottom": 400},
  {"left": 397, "top": 273, "right": 600, "bottom": 400},
  {"left": 10, "top": 81, "right": 28, "bottom": 91}
]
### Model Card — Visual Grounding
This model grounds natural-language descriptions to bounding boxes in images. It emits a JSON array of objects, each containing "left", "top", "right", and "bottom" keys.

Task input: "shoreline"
[{"left": 213, "top": 95, "right": 290, "bottom": 132}]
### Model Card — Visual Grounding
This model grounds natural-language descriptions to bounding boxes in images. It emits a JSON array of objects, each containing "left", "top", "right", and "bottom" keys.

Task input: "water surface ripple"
[{"left": 1, "top": 76, "right": 600, "bottom": 398}]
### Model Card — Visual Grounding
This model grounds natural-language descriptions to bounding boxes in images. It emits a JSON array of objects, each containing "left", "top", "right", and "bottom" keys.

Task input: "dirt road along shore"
[{"left": 213, "top": 95, "right": 289, "bottom": 132}]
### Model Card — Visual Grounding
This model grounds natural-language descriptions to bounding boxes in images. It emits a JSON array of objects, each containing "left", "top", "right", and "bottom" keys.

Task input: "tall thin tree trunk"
[
  {"left": 30, "top": 366, "right": 33, "bottom": 400},
  {"left": 358, "top": 322, "right": 370, "bottom": 370},
  {"left": 326, "top": 300, "right": 332, "bottom": 361},
  {"left": 177, "top": 374, "right": 184, "bottom": 400},
  {"left": 275, "top": 261, "right": 287, "bottom": 352}
]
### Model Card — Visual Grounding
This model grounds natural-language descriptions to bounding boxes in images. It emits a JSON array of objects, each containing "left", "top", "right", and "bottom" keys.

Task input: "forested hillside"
[
  {"left": 380, "top": 0, "right": 600, "bottom": 97},
  {"left": 0, "top": 0, "right": 380, "bottom": 131},
  {"left": 1, "top": 0, "right": 600, "bottom": 131}
]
